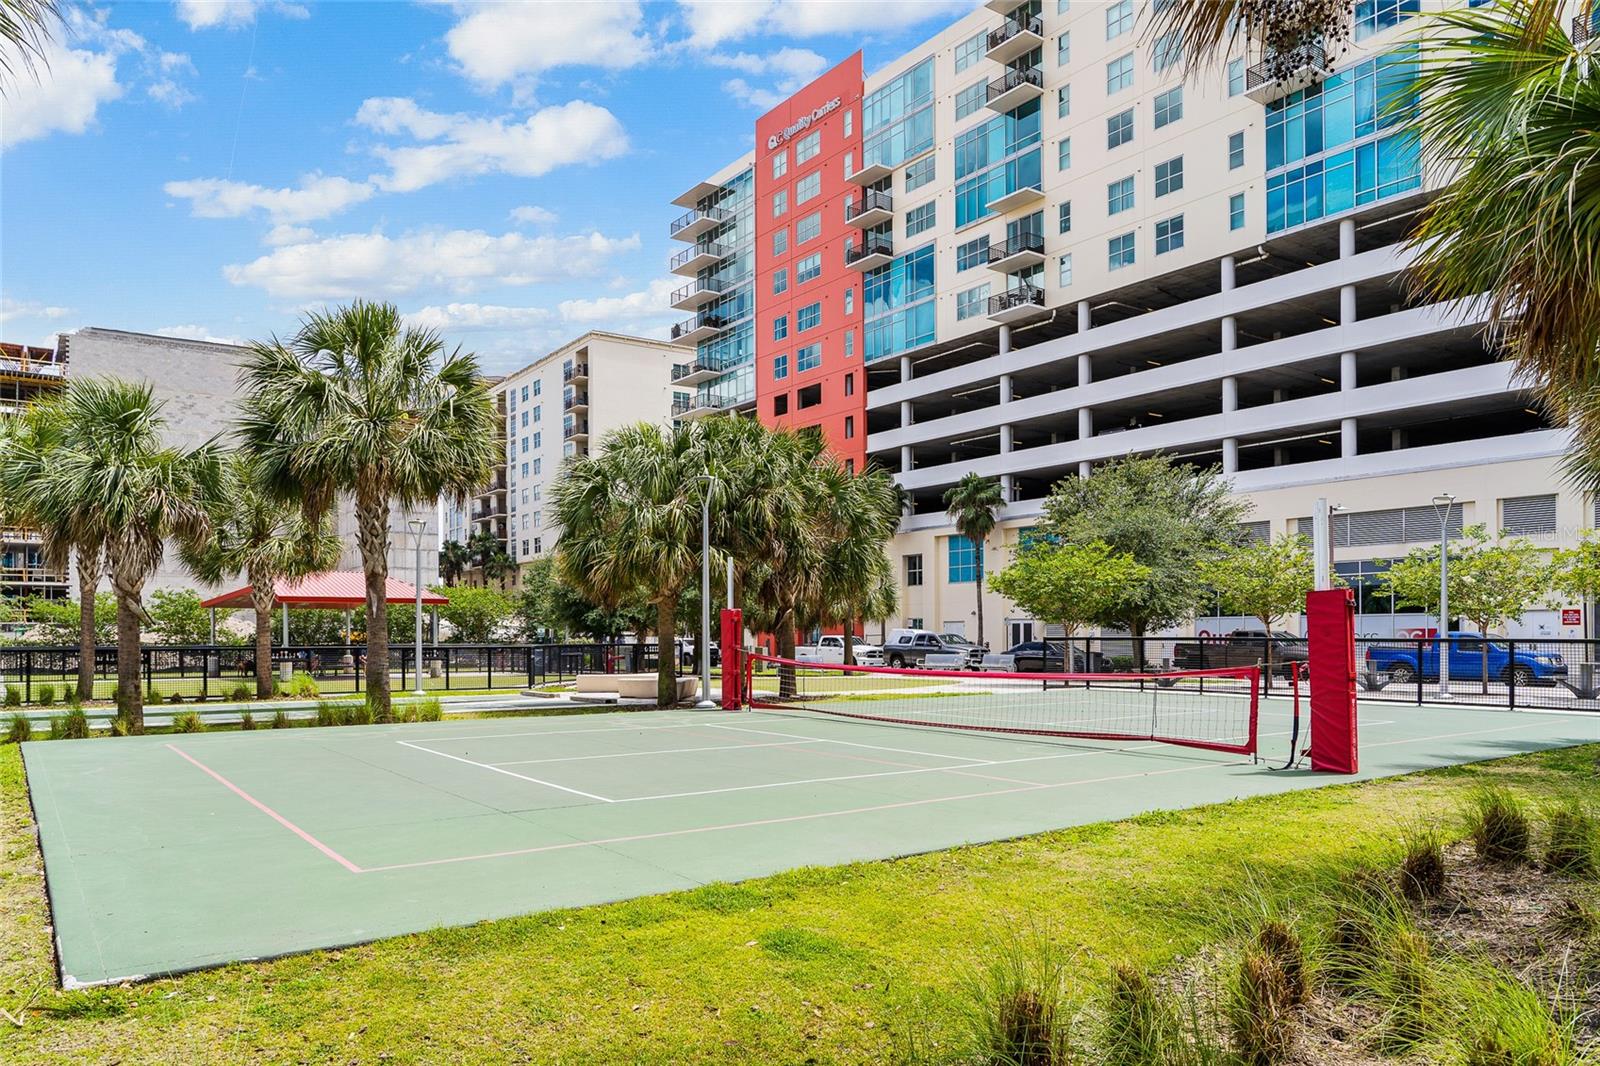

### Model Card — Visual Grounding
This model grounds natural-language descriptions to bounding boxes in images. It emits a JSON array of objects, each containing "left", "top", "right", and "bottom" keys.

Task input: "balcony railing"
[
  {"left": 845, "top": 235, "right": 895, "bottom": 268},
  {"left": 845, "top": 189, "right": 893, "bottom": 224},
  {"left": 563, "top": 391, "right": 588, "bottom": 410},
  {"left": 563, "top": 421, "right": 589, "bottom": 440},
  {"left": 671, "top": 396, "right": 693, "bottom": 416},
  {"left": 1245, "top": 40, "right": 1327, "bottom": 100},
  {"left": 668, "top": 205, "right": 732, "bottom": 239},
  {"left": 563, "top": 363, "right": 588, "bottom": 382},
  {"left": 669, "top": 241, "right": 730, "bottom": 272},
  {"left": 671, "top": 312, "right": 728, "bottom": 341},
  {"left": 670, "top": 276, "right": 727, "bottom": 306},
  {"left": 988, "top": 230, "right": 1046, "bottom": 266},
  {"left": 672, "top": 360, "right": 714, "bottom": 382},
  {"left": 1576, "top": 11, "right": 1596, "bottom": 46},
  {"left": 986, "top": 13, "right": 1043, "bottom": 58},
  {"left": 988, "top": 285, "right": 1045, "bottom": 318},
  {"left": 987, "top": 65, "right": 1042, "bottom": 105}
]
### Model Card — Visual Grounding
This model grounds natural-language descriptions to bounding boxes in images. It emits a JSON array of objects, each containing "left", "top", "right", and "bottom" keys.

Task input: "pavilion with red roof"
[{"left": 200, "top": 571, "right": 448, "bottom": 648}]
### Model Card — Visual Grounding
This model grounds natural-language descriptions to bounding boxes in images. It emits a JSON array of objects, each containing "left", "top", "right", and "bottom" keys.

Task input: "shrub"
[
  {"left": 271, "top": 710, "right": 290, "bottom": 729},
  {"left": 314, "top": 701, "right": 338, "bottom": 727},
  {"left": 1228, "top": 942, "right": 1299, "bottom": 1065},
  {"left": 959, "top": 928, "right": 1075, "bottom": 1066},
  {"left": 172, "top": 711, "right": 204, "bottom": 734},
  {"left": 4, "top": 685, "right": 20, "bottom": 707},
  {"left": 36, "top": 684, "right": 56, "bottom": 707},
  {"left": 286, "top": 672, "right": 320, "bottom": 699},
  {"left": 6, "top": 714, "right": 32, "bottom": 744},
  {"left": 346, "top": 700, "right": 374, "bottom": 727},
  {"left": 1399, "top": 822, "right": 1449, "bottom": 901},
  {"left": 239, "top": 712, "right": 255, "bottom": 731},
  {"left": 397, "top": 701, "right": 420, "bottom": 724},
  {"left": 65, "top": 689, "right": 82, "bottom": 710},
  {"left": 1468, "top": 787, "right": 1531, "bottom": 864},
  {"left": 167, "top": 692, "right": 184, "bottom": 704},
  {"left": 62, "top": 708, "right": 90, "bottom": 740},
  {"left": 228, "top": 683, "right": 252, "bottom": 702},
  {"left": 1542, "top": 801, "right": 1597, "bottom": 877},
  {"left": 109, "top": 715, "right": 130, "bottom": 737},
  {"left": 1101, "top": 964, "right": 1171, "bottom": 1066},
  {"left": 1253, "top": 920, "right": 1306, "bottom": 1008},
  {"left": 1455, "top": 966, "right": 1578, "bottom": 1066},
  {"left": 417, "top": 696, "right": 443, "bottom": 722},
  {"left": 47, "top": 716, "right": 66, "bottom": 740},
  {"left": 1380, "top": 929, "right": 1434, "bottom": 1050}
]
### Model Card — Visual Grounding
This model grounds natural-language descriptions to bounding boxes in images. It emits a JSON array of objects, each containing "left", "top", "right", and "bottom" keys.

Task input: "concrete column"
[
  {"left": 998, "top": 324, "right": 1012, "bottom": 355},
  {"left": 900, "top": 355, "right": 913, "bottom": 383},
  {"left": 1221, "top": 315, "right": 1237, "bottom": 353},
  {"left": 900, "top": 445, "right": 912, "bottom": 472},
  {"left": 998, "top": 373, "right": 1012, "bottom": 405},
  {"left": 1339, "top": 217, "right": 1356, "bottom": 259},
  {"left": 1222, "top": 376, "right": 1238, "bottom": 413},
  {"left": 1000, "top": 424, "right": 1013, "bottom": 453},
  {"left": 1078, "top": 406, "right": 1093, "bottom": 442},
  {"left": 1000, "top": 474, "right": 1014, "bottom": 499},
  {"left": 1221, "top": 376, "right": 1239, "bottom": 475},
  {"left": 1340, "top": 350, "right": 1357, "bottom": 391},
  {"left": 1077, "top": 300, "right": 1091, "bottom": 332},
  {"left": 1220, "top": 254, "right": 1236, "bottom": 292},
  {"left": 1077, "top": 354, "right": 1092, "bottom": 388},
  {"left": 1341, "top": 417, "right": 1358, "bottom": 459},
  {"left": 900, "top": 399, "right": 913, "bottom": 428},
  {"left": 1078, "top": 461, "right": 1092, "bottom": 479},
  {"left": 1340, "top": 284, "right": 1357, "bottom": 326}
]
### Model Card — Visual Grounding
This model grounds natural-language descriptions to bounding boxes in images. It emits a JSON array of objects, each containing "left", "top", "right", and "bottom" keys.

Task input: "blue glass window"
[
  {"left": 773, "top": 353, "right": 788, "bottom": 379},
  {"left": 947, "top": 536, "right": 984, "bottom": 583},
  {"left": 796, "top": 343, "right": 821, "bottom": 372},
  {"left": 797, "top": 302, "right": 821, "bottom": 332}
]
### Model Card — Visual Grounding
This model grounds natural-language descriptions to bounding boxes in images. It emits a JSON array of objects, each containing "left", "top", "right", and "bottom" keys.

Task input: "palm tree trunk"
[
  {"left": 75, "top": 547, "right": 100, "bottom": 703},
  {"left": 355, "top": 487, "right": 391, "bottom": 718},
  {"left": 112, "top": 579, "right": 143, "bottom": 733},
  {"left": 776, "top": 606, "right": 797, "bottom": 698},
  {"left": 843, "top": 610, "right": 856, "bottom": 667},
  {"left": 975, "top": 562, "right": 986, "bottom": 651},
  {"left": 655, "top": 595, "right": 677, "bottom": 708},
  {"left": 251, "top": 582, "right": 275, "bottom": 699}
]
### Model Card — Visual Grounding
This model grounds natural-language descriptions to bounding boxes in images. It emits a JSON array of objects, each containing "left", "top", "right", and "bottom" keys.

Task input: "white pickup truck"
[{"left": 795, "top": 635, "right": 884, "bottom": 665}]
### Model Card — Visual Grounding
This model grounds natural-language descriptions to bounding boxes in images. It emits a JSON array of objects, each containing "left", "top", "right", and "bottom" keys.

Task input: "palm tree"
[
  {"left": 4, "top": 378, "right": 224, "bottom": 730},
  {"left": 466, "top": 527, "right": 503, "bottom": 586},
  {"left": 943, "top": 473, "right": 1005, "bottom": 650},
  {"left": 1, "top": 0, "right": 60, "bottom": 89},
  {"left": 483, "top": 545, "right": 517, "bottom": 590},
  {"left": 814, "top": 467, "right": 902, "bottom": 666},
  {"left": 180, "top": 454, "right": 342, "bottom": 698},
  {"left": 236, "top": 301, "right": 498, "bottom": 718},
  {"left": 439, "top": 539, "right": 472, "bottom": 585}
]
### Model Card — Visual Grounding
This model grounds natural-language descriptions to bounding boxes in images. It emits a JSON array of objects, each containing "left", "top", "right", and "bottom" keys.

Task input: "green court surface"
[{"left": 22, "top": 694, "right": 1596, "bottom": 987}]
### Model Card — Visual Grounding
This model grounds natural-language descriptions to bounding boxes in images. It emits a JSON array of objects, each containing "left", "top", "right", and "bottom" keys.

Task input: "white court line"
[
  {"left": 396, "top": 740, "right": 616, "bottom": 803},
  {"left": 701, "top": 722, "right": 993, "bottom": 762},
  {"left": 491, "top": 739, "right": 821, "bottom": 766},
  {"left": 409, "top": 719, "right": 716, "bottom": 744}
]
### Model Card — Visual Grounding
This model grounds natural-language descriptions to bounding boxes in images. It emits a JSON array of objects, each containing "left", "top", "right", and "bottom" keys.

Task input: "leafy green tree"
[
  {"left": 236, "top": 301, "right": 498, "bottom": 719},
  {"left": 482, "top": 546, "right": 517, "bottom": 591},
  {"left": 1198, "top": 533, "right": 1318, "bottom": 676},
  {"left": 1037, "top": 455, "right": 1250, "bottom": 638},
  {"left": 943, "top": 474, "right": 1005, "bottom": 649},
  {"left": 438, "top": 585, "right": 512, "bottom": 643},
  {"left": 3, "top": 379, "right": 225, "bottom": 730},
  {"left": 990, "top": 540, "right": 1152, "bottom": 645},
  {"left": 1550, "top": 534, "right": 1600, "bottom": 622},
  {"left": 1380, "top": 525, "right": 1553, "bottom": 691},
  {"left": 19, "top": 594, "right": 115, "bottom": 645},
  {"left": 180, "top": 454, "right": 342, "bottom": 696},
  {"left": 147, "top": 589, "right": 212, "bottom": 646}
]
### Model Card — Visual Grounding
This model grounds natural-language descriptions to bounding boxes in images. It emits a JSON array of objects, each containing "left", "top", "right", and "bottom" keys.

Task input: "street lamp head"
[{"left": 1431, "top": 493, "right": 1456, "bottom": 507}]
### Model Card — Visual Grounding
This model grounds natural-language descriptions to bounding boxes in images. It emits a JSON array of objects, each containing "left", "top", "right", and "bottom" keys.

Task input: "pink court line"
[{"left": 166, "top": 744, "right": 364, "bottom": 874}]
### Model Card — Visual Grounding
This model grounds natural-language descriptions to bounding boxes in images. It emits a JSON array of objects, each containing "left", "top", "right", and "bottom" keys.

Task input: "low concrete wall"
[{"left": 574, "top": 673, "right": 700, "bottom": 701}]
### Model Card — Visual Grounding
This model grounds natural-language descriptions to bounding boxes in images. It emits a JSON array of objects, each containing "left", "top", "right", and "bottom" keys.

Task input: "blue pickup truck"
[{"left": 1365, "top": 632, "right": 1568, "bottom": 686}]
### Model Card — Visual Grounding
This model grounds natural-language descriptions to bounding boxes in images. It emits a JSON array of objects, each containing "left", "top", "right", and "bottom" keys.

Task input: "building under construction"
[{"left": 1, "top": 342, "right": 70, "bottom": 604}]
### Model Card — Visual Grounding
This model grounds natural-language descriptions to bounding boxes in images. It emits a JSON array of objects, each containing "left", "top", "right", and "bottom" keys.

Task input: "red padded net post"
[
  {"left": 1306, "top": 587, "right": 1359, "bottom": 773},
  {"left": 719, "top": 608, "right": 744, "bottom": 710}
]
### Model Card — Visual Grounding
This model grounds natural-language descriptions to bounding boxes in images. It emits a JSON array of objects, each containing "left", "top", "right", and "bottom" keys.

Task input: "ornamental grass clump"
[
  {"left": 5, "top": 714, "right": 32, "bottom": 744},
  {"left": 1542, "top": 801, "right": 1597, "bottom": 877},
  {"left": 959, "top": 929, "right": 1076, "bottom": 1066},
  {"left": 1227, "top": 946, "right": 1298, "bottom": 1065},
  {"left": 171, "top": 710, "right": 204, "bottom": 733},
  {"left": 62, "top": 707, "right": 90, "bottom": 739},
  {"left": 1399, "top": 822, "right": 1449, "bottom": 901}
]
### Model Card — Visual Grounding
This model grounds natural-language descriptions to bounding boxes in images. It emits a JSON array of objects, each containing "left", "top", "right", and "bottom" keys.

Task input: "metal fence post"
[
  {"left": 400, "top": 647, "right": 408, "bottom": 693},
  {"left": 1416, "top": 638, "right": 1424, "bottom": 705},
  {"left": 486, "top": 646, "right": 493, "bottom": 691},
  {"left": 1508, "top": 639, "right": 1517, "bottom": 711},
  {"left": 444, "top": 647, "right": 451, "bottom": 691},
  {"left": 25, "top": 649, "right": 32, "bottom": 705}
]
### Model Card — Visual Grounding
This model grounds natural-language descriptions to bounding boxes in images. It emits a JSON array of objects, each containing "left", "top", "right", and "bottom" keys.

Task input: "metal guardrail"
[
  {"left": 988, "top": 285, "right": 1045, "bottom": 315},
  {"left": 846, "top": 236, "right": 894, "bottom": 266},
  {"left": 986, "top": 13, "right": 1042, "bottom": 54},
  {"left": 987, "top": 65, "right": 1042, "bottom": 104},
  {"left": 1246, "top": 40, "right": 1327, "bottom": 92}
]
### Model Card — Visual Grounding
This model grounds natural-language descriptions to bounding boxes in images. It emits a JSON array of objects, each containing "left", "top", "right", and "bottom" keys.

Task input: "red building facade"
[{"left": 753, "top": 54, "right": 867, "bottom": 471}]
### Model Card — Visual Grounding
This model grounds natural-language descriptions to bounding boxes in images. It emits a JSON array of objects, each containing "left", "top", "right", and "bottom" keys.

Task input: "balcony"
[
  {"left": 563, "top": 362, "right": 588, "bottom": 383},
  {"left": 985, "top": 13, "right": 1043, "bottom": 65},
  {"left": 672, "top": 360, "right": 722, "bottom": 386},
  {"left": 846, "top": 159, "right": 893, "bottom": 186},
  {"left": 988, "top": 284, "right": 1045, "bottom": 323},
  {"left": 671, "top": 178, "right": 724, "bottom": 209},
  {"left": 1576, "top": 12, "right": 1596, "bottom": 46},
  {"left": 563, "top": 420, "right": 589, "bottom": 442},
  {"left": 985, "top": 181, "right": 1044, "bottom": 214},
  {"left": 846, "top": 235, "right": 895, "bottom": 271},
  {"left": 671, "top": 395, "right": 692, "bottom": 417},
  {"left": 670, "top": 275, "right": 727, "bottom": 311},
  {"left": 563, "top": 390, "right": 588, "bottom": 413},
  {"left": 669, "top": 241, "right": 730, "bottom": 276},
  {"left": 986, "top": 65, "right": 1043, "bottom": 112},
  {"left": 676, "top": 393, "right": 731, "bottom": 420},
  {"left": 983, "top": 0, "right": 1022, "bottom": 11},
  {"left": 987, "top": 230, "right": 1046, "bottom": 272},
  {"left": 846, "top": 189, "right": 894, "bottom": 228},
  {"left": 1246, "top": 41, "right": 1328, "bottom": 103},
  {"left": 669, "top": 205, "right": 732, "bottom": 242},
  {"left": 670, "top": 311, "right": 729, "bottom": 345}
]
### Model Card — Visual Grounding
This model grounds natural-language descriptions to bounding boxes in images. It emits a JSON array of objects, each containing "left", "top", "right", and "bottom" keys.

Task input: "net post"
[
  {"left": 719, "top": 608, "right": 743, "bottom": 710},
  {"left": 1305, "top": 587, "right": 1358, "bottom": 773}
]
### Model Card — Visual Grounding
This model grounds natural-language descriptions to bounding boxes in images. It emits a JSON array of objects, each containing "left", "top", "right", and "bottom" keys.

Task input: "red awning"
[{"left": 199, "top": 571, "right": 449, "bottom": 610}]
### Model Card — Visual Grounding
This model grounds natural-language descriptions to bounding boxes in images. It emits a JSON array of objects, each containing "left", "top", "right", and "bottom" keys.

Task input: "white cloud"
[
  {"left": 174, "top": 1, "right": 308, "bottom": 31},
  {"left": 678, "top": 0, "right": 973, "bottom": 47},
  {"left": 442, "top": 1, "right": 654, "bottom": 90},
  {"left": 509, "top": 205, "right": 557, "bottom": 225},
  {"left": 223, "top": 227, "right": 642, "bottom": 300},
  {"left": 558, "top": 277, "right": 678, "bottom": 331},
  {"left": 154, "top": 324, "right": 249, "bottom": 346},
  {"left": 264, "top": 223, "right": 315, "bottom": 245},
  {"left": 0, "top": 298, "right": 73, "bottom": 324},
  {"left": 163, "top": 174, "right": 376, "bottom": 223},
  {"left": 148, "top": 79, "right": 198, "bottom": 108},
  {"left": 356, "top": 97, "right": 628, "bottom": 193},
  {"left": 708, "top": 47, "right": 829, "bottom": 109},
  {"left": 0, "top": 42, "right": 123, "bottom": 147},
  {"left": 405, "top": 303, "right": 555, "bottom": 333}
]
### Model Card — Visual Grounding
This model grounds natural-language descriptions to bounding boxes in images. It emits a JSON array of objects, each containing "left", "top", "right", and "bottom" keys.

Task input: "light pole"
[
  {"left": 695, "top": 475, "right": 717, "bottom": 709},
  {"left": 408, "top": 518, "right": 427, "bottom": 697},
  {"left": 1431, "top": 494, "right": 1455, "bottom": 698}
]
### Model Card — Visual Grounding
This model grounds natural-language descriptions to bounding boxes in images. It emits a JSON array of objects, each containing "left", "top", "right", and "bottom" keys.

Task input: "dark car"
[
  {"left": 995, "top": 640, "right": 1086, "bottom": 673},
  {"left": 1172, "top": 630, "right": 1308, "bottom": 677}
]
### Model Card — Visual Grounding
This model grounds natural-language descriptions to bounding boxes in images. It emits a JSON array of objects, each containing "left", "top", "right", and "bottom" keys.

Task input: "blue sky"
[{"left": 0, "top": 0, "right": 974, "bottom": 374}]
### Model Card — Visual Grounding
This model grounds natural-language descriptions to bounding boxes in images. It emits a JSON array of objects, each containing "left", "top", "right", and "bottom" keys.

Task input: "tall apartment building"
[
  {"left": 671, "top": 1, "right": 1596, "bottom": 647},
  {"left": 489, "top": 331, "right": 682, "bottom": 586},
  {"left": 1, "top": 342, "right": 71, "bottom": 603}
]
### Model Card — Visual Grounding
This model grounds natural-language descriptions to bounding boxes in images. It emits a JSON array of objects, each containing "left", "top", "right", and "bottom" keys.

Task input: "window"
[
  {"left": 795, "top": 129, "right": 821, "bottom": 164},
  {"left": 795, "top": 171, "right": 820, "bottom": 204},
  {"left": 773, "top": 353, "right": 788, "bottom": 379},
  {"left": 1153, "top": 85, "right": 1182, "bottom": 128},
  {"left": 844, "top": 330, "right": 855, "bottom": 357},
  {"left": 532, "top": 458, "right": 541, "bottom": 476},
  {"left": 1107, "top": 175, "right": 1134, "bottom": 214},
  {"left": 1355, "top": 0, "right": 1419, "bottom": 41},
  {"left": 773, "top": 228, "right": 787, "bottom": 255},
  {"left": 1152, "top": 31, "right": 1181, "bottom": 71},
  {"left": 844, "top": 151, "right": 853, "bottom": 177},
  {"left": 956, "top": 235, "right": 990, "bottom": 271},
  {"left": 954, "top": 30, "right": 985, "bottom": 73},
  {"left": 797, "top": 383, "right": 819, "bottom": 408},
  {"left": 1106, "top": 53, "right": 1134, "bottom": 96},
  {"left": 772, "top": 268, "right": 788, "bottom": 294},
  {"left": 772, "top": 151, "right": 788, "bottom": 179},
  {"left": 1228, "top": 130, "right": 1245, "bottom": 169},
  {"left": 956, "top": 283, "right": 991, "bottom": 320},
  {"left": 1108, "top": 231, "right": 1135, "bottom": 269},
  {"left": 772, "top": 189, "right": 788, "bottom": 217},
  {"left": 1154, "top": 214, "right": 1184, "bottom": 254},
  {"left": 773, "top": 314, "right": 788, "bottom": 341},
  {"left": 532, "top": 405, "right": 541, "bottom": 423},
  {"left": 1229, "top": 193, "right": 1245, "bottom": 230},
  {"left": 1106, "top": 108, "right": 1133, "bottom": 149},
  {"left": 773, "top": 394, "right": 788, "bottom": 416},
  {"left": 796, "top": 252, "right": 822, "bottom": 283},
  {"left": 532, "top": 379, "right": 540, "bottom": 395},
  {"left": 947, "top": 536, "right": 983, "bottom": 583},
  {"left": 518, "top": 385, "right": 528, "bottom": 403},
  {"left": 1057, "top": 201, "right": 1071, "bottom": 233},
  {"left": 844, "top": 416, "right": 855, "bottom": 439},
  {"left": 844, "top": 287, "right": 854, "bottom": 314},
  {"left": 797, "top": 302, "right": 821, "bottom": 332},
  {"left": 905, "top": 154, "right": 935, "bottom": 191},
  {"left": 1057, "top": 137, "right": 1072, "bottom": 170},
  {"left": 844, "top": 109, "right": 853, "bottom": 136},
  {"left": 1057, "top": 252, "right": 1073, "bottom": 286},
  {"left": 905, "top": 554, "right": 923, "bottom": 587},
  {"left": 906, "top": 201, "right": 936, "bottom": 237},
  {"left": 520, "top": 411, "right": 528, "bottom": 427},
  {"left": 1056, "top": 31, "right": 1071, "bottom": 66},
  {"left": 796, "top": 211, "right": 821, "bottom": 243},
  {"left": 796, "top": 343, "right": 821, "bottom": 372},
  {"left": 532, "top": 431, "right": 541, "bottom": 449},
  {"left": 1228, "top": 57, "right": 1245, "bottom": 96},
  {"left": 531, "top": 537, "right": 541, "bottom": 556},
  {"left": 956, "top": 81, "right": 987, "bottom": 121},
  {"left": 1154, "top": 156, "right": 1183, "bottom": 196},
  {"left": 1105, "top": 0, "right": 1132, "bottom": 39},
  {"left": 1056, "top": 84, "right": 1071, "bottom": 119},
  {"left": 520, "top": 462, "right": 529, "bottom": 477},
  {"left": 844, "top": 373, "right": 854, "bottom": 397}
]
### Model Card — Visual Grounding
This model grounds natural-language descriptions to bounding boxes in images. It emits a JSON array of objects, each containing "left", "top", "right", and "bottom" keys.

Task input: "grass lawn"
[{"left": 2, "top": 738, "right": 1596, "bottom": 1064}]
